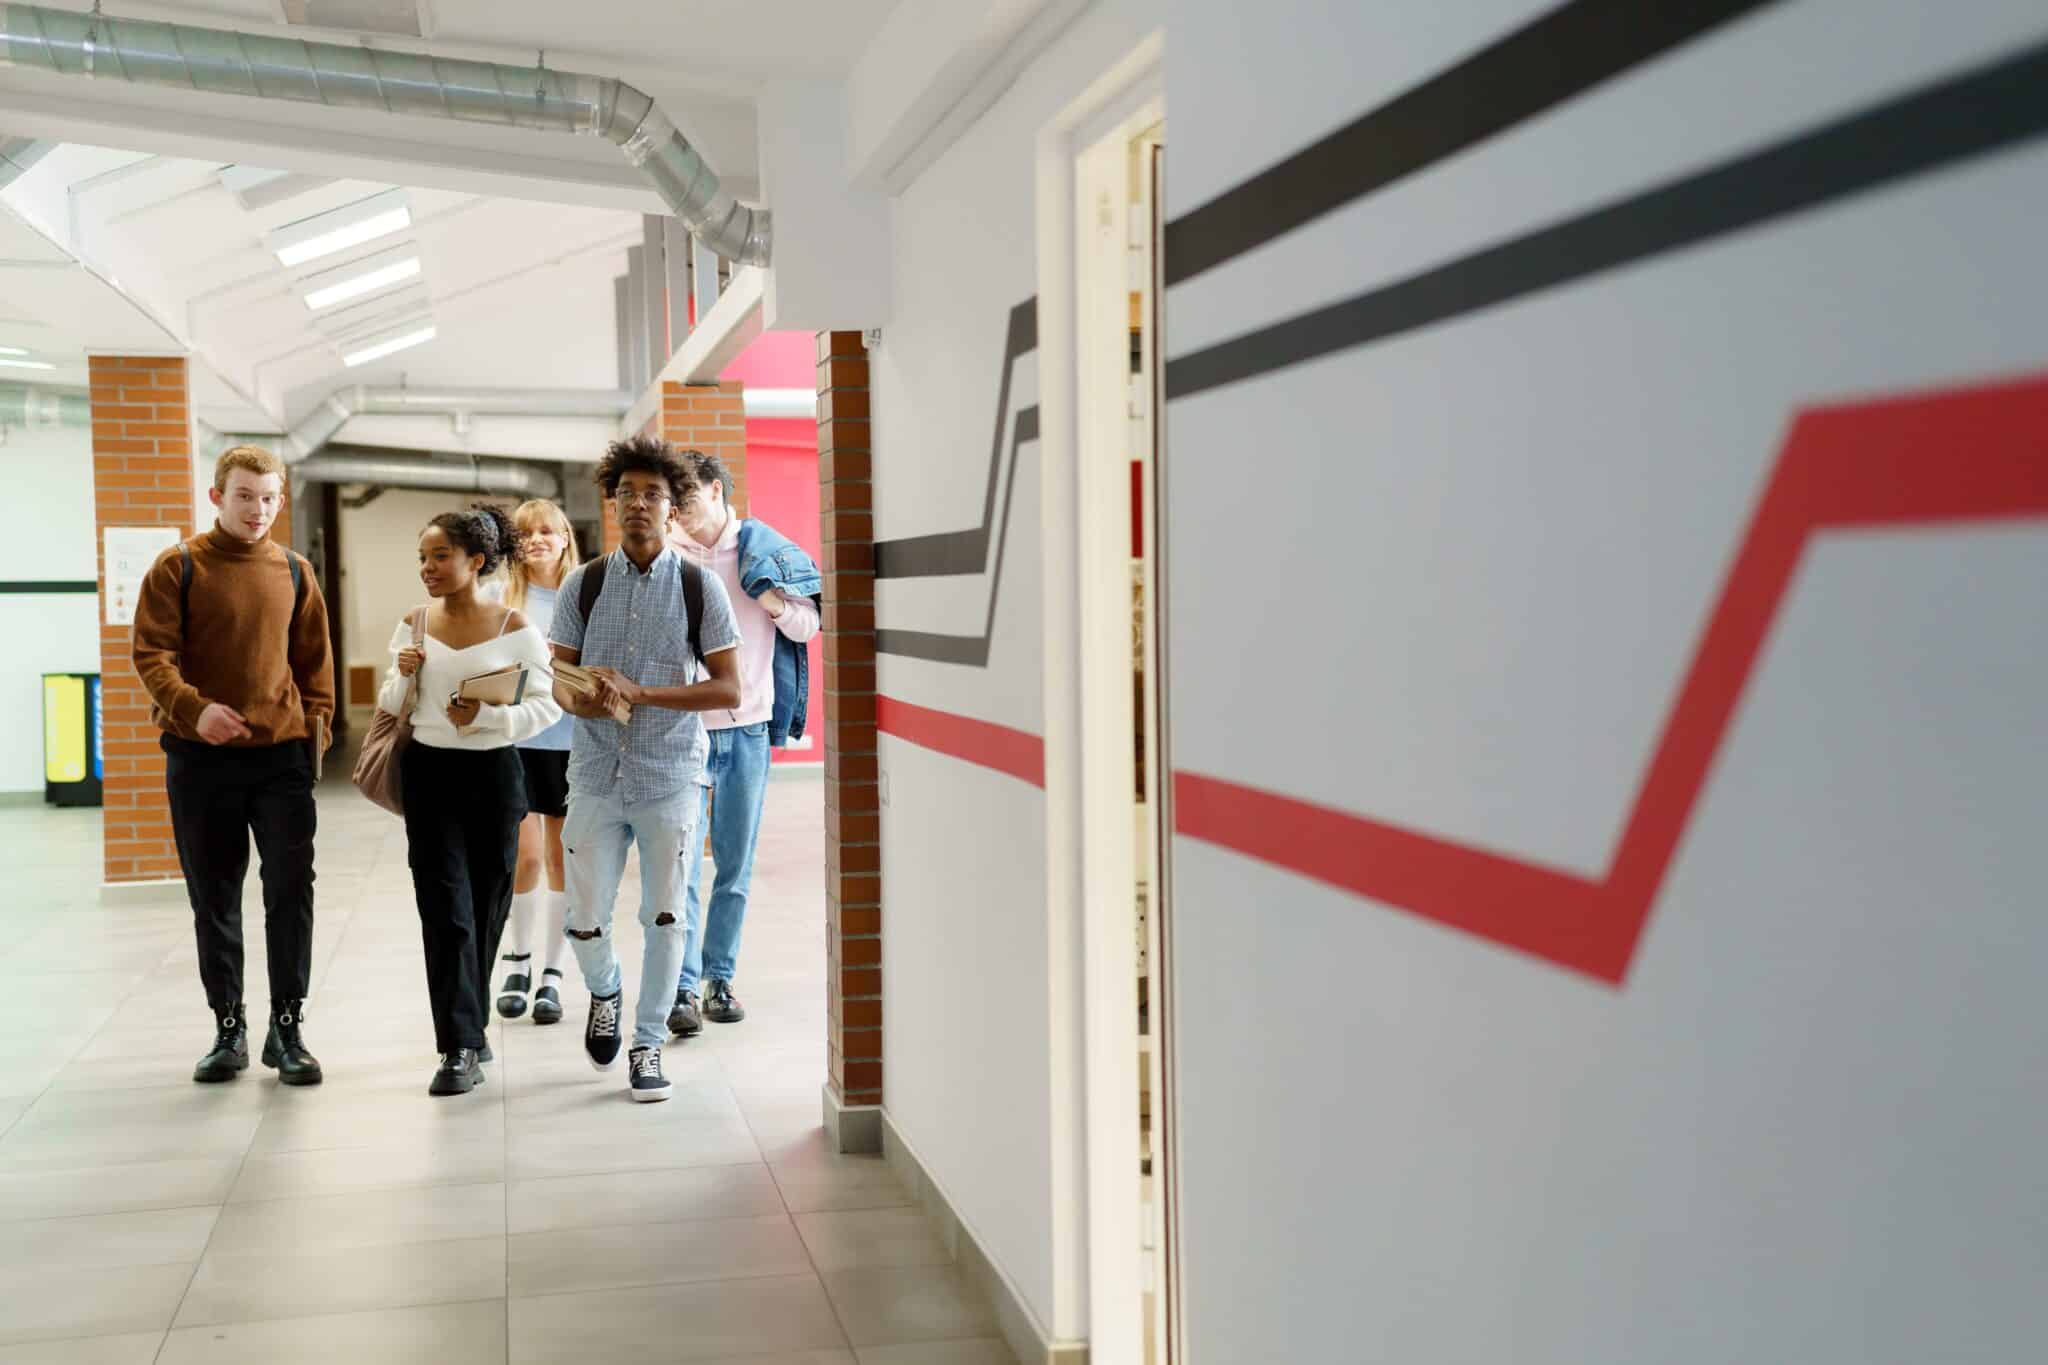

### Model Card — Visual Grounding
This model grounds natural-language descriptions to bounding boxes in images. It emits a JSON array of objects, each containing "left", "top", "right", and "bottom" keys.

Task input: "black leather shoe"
[
  {"left": 667, "top": 988, "right": 702, "bottom": 1037},
  {"left": 495, "top": 955, "right": 531, "bottom": 1019},
  {"left": 532, "top": 972, "right": 564, "bottom": 1026},
  {"left": 193, "top": 1004, "right": 248, "bottom": 1083},
  {"left": 260, "top": 1000, "right": 323, "bottom": 1086},
  {"left": 428, "top": 1048, "right": 482, "bottom": 1096},
  {"left": 704, "top": 978, "right": 746, "bottom": 1024}
]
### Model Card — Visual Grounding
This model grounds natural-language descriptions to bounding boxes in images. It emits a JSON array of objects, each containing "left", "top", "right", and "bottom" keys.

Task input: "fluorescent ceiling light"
[
  {"left": 304, "top": 256, "right": 421, "bottom": 310},
  {"left": 268, "top": 189, "right": 411, "bottom": 268},
  {"left": 0, "top": 346, "right": 26, "bottom": 356},
  {"left": 342, "top": 322, "right": 436, "bottom": 368},
  {"left": 0, "top": 357, "right": 56, "bottom": 370}
]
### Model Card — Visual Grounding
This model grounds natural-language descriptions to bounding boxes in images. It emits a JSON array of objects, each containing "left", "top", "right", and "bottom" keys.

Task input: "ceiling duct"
[
  {"left": 0, "top": 382, "right": 89, "bottom": 427},
  {"left": 285, "top": 384, "right": 633, "bottom": 461},
  {"left": 0, "top": 3, "right": 770, "bottom": 264},
  {"left": 293, "top": 448, "right": 561, "bottom": 498}
]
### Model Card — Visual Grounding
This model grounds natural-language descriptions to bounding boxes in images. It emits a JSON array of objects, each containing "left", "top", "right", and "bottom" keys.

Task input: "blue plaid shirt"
[{"left": 549, "top": 547, "right": 740, "bottom": 804}]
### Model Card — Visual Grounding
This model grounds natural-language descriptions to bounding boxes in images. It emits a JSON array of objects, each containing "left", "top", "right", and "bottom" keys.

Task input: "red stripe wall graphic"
[
  {"left": 1176, "top": 372, "right": 2048, "bottom": 986},
  {"left": 880, "top": 373, "right": 2048, "bottom": 987}
]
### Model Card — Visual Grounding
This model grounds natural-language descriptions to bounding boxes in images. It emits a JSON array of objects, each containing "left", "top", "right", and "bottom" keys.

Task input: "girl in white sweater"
[{"left": 379, "top": 505, "right": 562, "bottom": 1096}]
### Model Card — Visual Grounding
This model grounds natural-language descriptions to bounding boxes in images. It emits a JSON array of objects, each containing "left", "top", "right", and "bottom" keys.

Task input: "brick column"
[
  {"left": 658, "top": 380, "right": 748, "bottom": 516},
  {"left": 600, "top": 498, "right": 622, "bottom": 554},
  {"left": 89, "top": 354, "right": 192, "bottom": 887},
  {"left": 818, "top": 332, "right": 881, "bottom": 1147}
]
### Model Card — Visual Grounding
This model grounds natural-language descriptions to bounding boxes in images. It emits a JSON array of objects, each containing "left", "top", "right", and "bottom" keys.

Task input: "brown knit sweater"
[{"left": 131, "top": 527, "right": 335, "bottom": 746}]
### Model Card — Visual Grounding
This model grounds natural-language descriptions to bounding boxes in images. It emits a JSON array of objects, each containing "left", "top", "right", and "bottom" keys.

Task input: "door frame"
[{"left": 1034, "top": 32, "right": 1170, "bottom": 1365}]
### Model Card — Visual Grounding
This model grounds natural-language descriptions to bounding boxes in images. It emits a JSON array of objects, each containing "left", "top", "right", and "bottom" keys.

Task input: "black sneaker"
[
  {"left": 428, "top": 1048, "right": 482, "bottom": 1096},
  {"left": 495, "top": 955, "right": 531, "bottom": 1019},
  {"left": 704, "top": 978, "right": 746, "bottom": 1024},
  {"left": 193, "top": 1004, "right": 249, "bottom": 1084},
  {"left": 532, "top": 972, "right": 564, "bottom": 1026},
  {"left": 584, "top": 991, "right": 623, "bottom": 1070},
  {"left": 667, "top": 988, "right": 703, "bottom": 1037},
  {"left": 628, "top": 1046, "right": 671, "bottom": 1103}
]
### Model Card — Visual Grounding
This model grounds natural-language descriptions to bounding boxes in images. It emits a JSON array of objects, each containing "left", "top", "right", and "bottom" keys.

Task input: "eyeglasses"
[{"left": 613, "top": 489, "right": 671, "bottom": 509}]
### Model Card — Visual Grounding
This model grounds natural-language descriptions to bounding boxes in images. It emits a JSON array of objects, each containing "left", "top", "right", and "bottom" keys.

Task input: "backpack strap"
[
  {"left": 179, "top": 544, "right": 193, "bottom": 632},
  {"left": 679, "top": 556, "right": 704, "bottom": 665},
  {"left": 577, "top": 554, "right": 609, "bottom": 624}
]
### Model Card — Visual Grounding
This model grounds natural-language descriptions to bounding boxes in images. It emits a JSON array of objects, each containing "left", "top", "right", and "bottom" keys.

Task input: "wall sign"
[{"left": 103, "top": 525, "right": 180, "bottom": 627}]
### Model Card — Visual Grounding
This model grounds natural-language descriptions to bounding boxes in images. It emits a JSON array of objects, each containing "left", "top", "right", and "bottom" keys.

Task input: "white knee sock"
[
  {"left": 507, "top": 888, "right": 543, "bottom": 967},
  {"left": 540, "top": 889, "right": 571, "bottom": 976}
]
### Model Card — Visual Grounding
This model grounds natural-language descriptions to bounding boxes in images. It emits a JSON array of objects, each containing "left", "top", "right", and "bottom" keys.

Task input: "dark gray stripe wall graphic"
[
  {"left": 0, "top": 581, "right": 97, "bottom": 594},
  {"left": 873, "top": 0, "right": 2048, "bottom": 663}
]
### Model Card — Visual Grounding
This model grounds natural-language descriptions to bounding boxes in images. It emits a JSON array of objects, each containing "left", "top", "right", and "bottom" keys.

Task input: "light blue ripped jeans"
[{"left": 562, "top": 783, "right": 697, "bottom": 1050}]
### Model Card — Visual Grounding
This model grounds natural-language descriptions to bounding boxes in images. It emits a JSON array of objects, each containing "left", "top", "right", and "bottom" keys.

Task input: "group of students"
[{"left": 130, "top": 434, "right": 821, "bottom": 1101}]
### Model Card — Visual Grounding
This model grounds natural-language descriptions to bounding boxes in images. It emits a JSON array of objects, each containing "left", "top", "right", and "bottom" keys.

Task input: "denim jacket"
[{"left": 735, "top": 518, "right": 823, "bottom": 745}]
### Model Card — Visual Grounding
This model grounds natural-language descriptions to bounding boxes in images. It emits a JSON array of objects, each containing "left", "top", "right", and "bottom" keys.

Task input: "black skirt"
[{"left": 517, "top": 747, "right": 571, "bottom": 818}]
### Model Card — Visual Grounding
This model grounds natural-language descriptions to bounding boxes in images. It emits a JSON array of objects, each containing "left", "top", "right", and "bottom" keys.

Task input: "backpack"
[
  {"left": 181, "top": 542, "right": 305, "bottom": 634},
  {"left": 577, "top": 551, "right": 705, "bottom": 664}
]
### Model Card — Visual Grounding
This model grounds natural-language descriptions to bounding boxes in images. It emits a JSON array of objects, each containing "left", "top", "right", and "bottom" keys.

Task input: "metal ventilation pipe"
[
  {"left": 0, "top": 4, "right": 770, "bottom": 264},
  {"left": 292, "top": 449, "right": 561, "bottom": 498},
  {"left": 285, "top": 384, "right": 631, "bottom": 461},
  {"left": 0, "top": 134, "right": 50, "bottom": 188},
  {"left": 0, "top": 383, "right": 89, "bottom": 427}
]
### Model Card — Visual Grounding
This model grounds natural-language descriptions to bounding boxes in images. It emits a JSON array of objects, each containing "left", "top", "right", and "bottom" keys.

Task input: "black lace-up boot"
[
  {"left": 428, "top": 1048, "right": 482, "bottom": 1096},
  {"left": 193, "top": 1003, "right": 248, "bottom": 1083},
  {"left": 260, "top": 999, "right": 324, "bottom": 1086}
]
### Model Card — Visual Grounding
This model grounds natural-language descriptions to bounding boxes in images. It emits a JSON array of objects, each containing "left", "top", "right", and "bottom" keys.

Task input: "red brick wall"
[
  {"left": 659, "top": 380, "right": 749, "bottom": 517},
  {"left": 818, "top": 332, "right": 881, "bottom": 1107},
  {"left": 89, "top": 355, "right": 192, "bottom": 885}
]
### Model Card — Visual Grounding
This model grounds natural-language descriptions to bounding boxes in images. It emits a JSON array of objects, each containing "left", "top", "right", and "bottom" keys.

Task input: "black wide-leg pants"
[
  {"left": 162, "top": 735, "right": 317, "bottom": 1014},
  {"left": 400, "top": 743, "right": 528, "bottom": 1052}
]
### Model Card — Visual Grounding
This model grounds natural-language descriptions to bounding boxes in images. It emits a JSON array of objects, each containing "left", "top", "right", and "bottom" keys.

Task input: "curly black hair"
[
  {"left": 425, "top": 503, "right": 524, "bottom": 577},
  {"left": 593, "top": 433, "right": 693, "bottom": 507}
]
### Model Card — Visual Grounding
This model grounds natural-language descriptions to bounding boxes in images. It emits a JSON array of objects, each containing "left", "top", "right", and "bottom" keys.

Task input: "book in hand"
[
  {"left": 451, "top": 664, "right": 530, "bottom": 736},
  {"left": 551, "top": 660, "right": 632, "bottom": 724}
]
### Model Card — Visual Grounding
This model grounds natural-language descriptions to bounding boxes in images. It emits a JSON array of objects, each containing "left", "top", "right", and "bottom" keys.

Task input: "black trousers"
[
  {"left": 401, "top": 743, "right": 528, "bottom": 1051},
  {"left": 162, "top": 735, "right": 317, "bottom": 1013}
]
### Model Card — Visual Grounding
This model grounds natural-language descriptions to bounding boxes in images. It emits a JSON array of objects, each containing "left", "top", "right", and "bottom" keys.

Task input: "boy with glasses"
[{"left": 549, "top": 436, "right": 741, "bottom": 1101}]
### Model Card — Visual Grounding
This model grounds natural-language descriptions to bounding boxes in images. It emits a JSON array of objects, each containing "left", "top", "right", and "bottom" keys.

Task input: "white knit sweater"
[{"left": 376, "top": 615, "right": 563, "bottom": 750}]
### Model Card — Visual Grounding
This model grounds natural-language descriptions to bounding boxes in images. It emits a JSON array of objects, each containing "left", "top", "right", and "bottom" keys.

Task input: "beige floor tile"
[
  {"left": 0, "top": 1207, "right": 218, "bottom": 1272},
  {"left": 795, "top": 1208, "right": 954, "bottom": 1273},
  {"left": 821, "top": 1265, "right": 1000, "bottom": 1349},
  {"left": 207, "top": 1181, "right": 504, "bottom": 1257},
  {"left": 0, "top": 1113, "right": 262, "bottom": 1172},
  {"left": 507, "top": 1212, "right": 810, "bottom": 1297},
  {"left": 0, "top": 1158, "right": 241, "bottom": 1221},
  {"left": 769, "top": 1151, "right": 916, "bottom": 1216},
  {"left": 507, "top": 1162, "right": 783, "bottom": 1235},
  {"left": 246, "top": 1095, "right": 504, "bottom": 1157},
  {"left": 505, "top": 1120, "right": 759, "bottom": 1181},
  {"left": 0, "top": 1331, "right": 166, "bottom": 1364},
  {"left": 508, "top": 1274, "right": 847, "bottom": 1362},
  {"left": 856, "top": 1343, "right": 1019, "bottom": 1365},
  {"left": 175, "top": 1233, "right": 506, "bottom": 1327},
  {"left": 228, "top": 1134, "right": 502, "bottom": 1203},
  {"left": 155, "top": 1299, "right": 507, "bottom": 1365},
  {"left": 0, "top": 1261, "right": 193, "bottom": 1346}
]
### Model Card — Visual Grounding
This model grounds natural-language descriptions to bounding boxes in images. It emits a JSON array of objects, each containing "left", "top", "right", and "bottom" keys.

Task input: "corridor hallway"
[{"left": 0, "top": 776, "right": 1009, "bottom": 1364}]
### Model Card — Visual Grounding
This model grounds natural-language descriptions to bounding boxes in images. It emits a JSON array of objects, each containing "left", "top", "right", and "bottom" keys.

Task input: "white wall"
[
  {"left": 872, "top": 0, "right": 1161, "bottom": 1344},
  {"left": 1163, "top": 2, "right": 2048, "bottom": 1362},
  {"left": 337, "top": 489, "right": 514, "bottom": 694},
  {"left": 0, "top": 425, "right": 103, "bottom": 793}
]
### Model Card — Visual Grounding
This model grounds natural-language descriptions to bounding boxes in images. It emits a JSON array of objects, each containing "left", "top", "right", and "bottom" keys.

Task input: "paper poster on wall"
[{"left": 103, "top": 525, "right": 180, "bottom": 626}]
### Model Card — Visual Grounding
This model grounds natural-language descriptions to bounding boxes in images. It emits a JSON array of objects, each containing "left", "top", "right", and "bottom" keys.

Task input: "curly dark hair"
[
  {"left": 593, "top": 433, "right": 693, "bottom": 506},
  {"left": 426, "top": 503, "right": 524, "bottom": 577}
]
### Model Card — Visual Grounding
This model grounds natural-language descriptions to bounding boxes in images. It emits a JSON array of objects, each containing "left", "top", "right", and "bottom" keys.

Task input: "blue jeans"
[
  {"left": 679, "top": 722, "right": 772, "bottom": 995},
  {"left": 562, "top": 783, "right": 698, "bottom": 1050}
]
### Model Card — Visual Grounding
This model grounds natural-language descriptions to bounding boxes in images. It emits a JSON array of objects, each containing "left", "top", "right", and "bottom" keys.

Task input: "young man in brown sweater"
[{"left": 131, "top": 445, "right": 336, "bottom": 1086}]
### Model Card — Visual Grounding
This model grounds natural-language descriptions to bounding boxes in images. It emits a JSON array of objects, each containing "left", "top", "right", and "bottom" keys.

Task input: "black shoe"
[
  {"left": 193, "top": 1004, "right": 249, "bottom": 1083},
  {"left": 259, "top": 999, "right": 323, "bottom": 1087},
  {"left": 667, "top": 989, "right": 703, "bottom": 1037},
  {"left": 532, "top": 972, "right": 564, "bottom": 1026},
  {"left": 428, "top": 1049, "right": 482, "bottom": 1096},
  {"left": 704, "top": 978, "right": 746, "bottom": 1024},
  {"left": 584, "top": 991, "right": 623, "bottom": 1070},
  {"left": 628, "top": 1046, "right": 671, "bottom": 1103},
  {"left": 495, "top": 955, "right": 531, "bottom": 1019}
]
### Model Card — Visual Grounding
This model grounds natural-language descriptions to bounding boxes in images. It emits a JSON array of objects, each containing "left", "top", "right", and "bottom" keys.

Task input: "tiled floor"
[{"left": 0, "top": 772, "right": 1009, "bottom": 1364}]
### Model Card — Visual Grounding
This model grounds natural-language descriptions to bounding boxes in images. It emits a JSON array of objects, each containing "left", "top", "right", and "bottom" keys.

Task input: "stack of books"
[
  {"left": 453, "top": 664, "right": 532, "bottom": 736},
  {"left": 551, "top": 661, "right": 632, "bottom": 724}
]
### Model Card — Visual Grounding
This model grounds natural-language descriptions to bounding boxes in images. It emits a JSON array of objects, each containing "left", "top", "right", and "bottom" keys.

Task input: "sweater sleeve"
[
  {"left": 376, "top": 617, "right": 417, "bottom": 717},
  {"left": 772, "top": 591, "right": 821, "bottom": 644},
  {"left": 469, "top": 627, "right": 565, "bottom": 743},
  {"left": 130, "top": 546, "right": 209, "bottom": 732},
  {"left": 289, "top": 558, "right": 337, "bottom": 722}
]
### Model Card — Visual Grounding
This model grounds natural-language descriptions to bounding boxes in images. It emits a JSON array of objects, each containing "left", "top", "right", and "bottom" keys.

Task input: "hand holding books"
[
  {"left": 451, "top": 663, "right": 531, "bottom": 735},
  {"left": 552, "top": 660, "right": 632, "bottom": 725}
]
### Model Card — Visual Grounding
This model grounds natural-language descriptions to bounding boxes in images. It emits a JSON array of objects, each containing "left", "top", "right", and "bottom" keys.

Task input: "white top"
[
  {"left": 668, "top": 515, "right": 819, "bottom": 730},
  {"left": 376, "top": 609, "right": 563, "bottom": 750}
]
